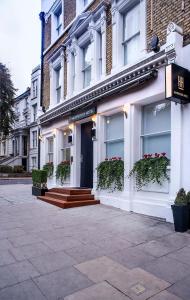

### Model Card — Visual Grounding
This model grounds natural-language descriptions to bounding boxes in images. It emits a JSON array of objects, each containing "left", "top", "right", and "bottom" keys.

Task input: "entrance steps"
[{"left": 37, "top": 188, "right": 100, "bottom": 209}]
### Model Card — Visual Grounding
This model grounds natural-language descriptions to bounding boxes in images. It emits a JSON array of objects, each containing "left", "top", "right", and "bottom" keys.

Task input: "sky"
[{"left": 0, "top": 0, "right": 41, "bottom": 95}]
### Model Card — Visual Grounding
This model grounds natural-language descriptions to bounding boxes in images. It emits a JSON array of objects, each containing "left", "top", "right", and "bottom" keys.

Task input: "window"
[
  {"left": 31, "top": 157, "right": 37, "bottom": 169},
  {"left": 105, "top": 113, "right": 124, "bottom": 159},
  {"left": 123, "top": 3, "right": 140, "bottom": 65},
  {"left": 82, "top": 43, "right": 92, "bottom": 88},
  {"left": 32, "top": 104, "right": 37, "bottom": 122},
  {"left": 32, "top": 131, "right": 37, "bottom": 148},
  {"left": 141, "top": 101, "right": 171, "bottom": 158},
  {"left": 32, "top": 80, "right": 38, "bottom": 98},
  {"left": 98, "top": 32, "right": 102, "bottom": 78},
  {"left": 55, "top": 66, "right": 61, "bottom": 103},
  {"left": 61, "top": 130, "right": 71, "bottom": 162},
  {"left": 47, "top": 137, "right": 54, "bottom": 163},
  {"left": 55, "top": 5, "right": 62, "bottom": 37}
]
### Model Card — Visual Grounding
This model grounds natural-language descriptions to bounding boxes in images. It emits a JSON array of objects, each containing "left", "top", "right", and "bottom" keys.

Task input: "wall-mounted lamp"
[
  {"left": 68, "top": 124, "right": 74, "bottom": 144},
  {"left": 69, "top": 123, "right": 74, "bottom": 131},
  {"left": 52, "top": 128, "right": 56, "bottom": 138},
  {"left": 123, "top": 105, "right": 128, "bottom": 118},
  {"left": 38, "top": 134, "right": 43, "bottom": 142},
  {"left": 91, "top": 115, "right": 97, "bottom": 124}
]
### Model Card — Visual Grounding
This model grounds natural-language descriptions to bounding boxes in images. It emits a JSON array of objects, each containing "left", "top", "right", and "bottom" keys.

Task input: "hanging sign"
[
  {"left": 69, "top": 107, "right": 96, "bottom": 123},
  {"left": 165, "top": 63, "right": 190, "bottom": 104}
]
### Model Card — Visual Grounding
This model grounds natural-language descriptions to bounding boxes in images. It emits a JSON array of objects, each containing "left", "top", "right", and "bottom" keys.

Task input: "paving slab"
[
  {"left": 75, "top": 256, "right": 129, "bottom": 283},
  {"left": 29, "top": 250, "right": 77, "bottom": 274},
  {"left": 64, "top": 281, "right": 130, "bottom": 300},
  {"left": 9, "top": 242, "right": 53, "bottom": 260},
  {"left": 167, "top": 275, "right": 190, "bottom": 300},
  {"left": 0, "top": 279, "right": 46, "bottom": 300},
  {"left": 107, "top": 267, "right": 170, "bottom": 300},
  {"left": 142, "top": 256, "right": 190, "bottom": 284},
  {"left": 149, "top": 290, "right": 183, "bottom": 300},
  {"left": 167, "top": 245, "right": 190, "bottom": 265},
  {"left": 33, "top": 266, "right": 93, "bottom": 300},
  {"left": 0, "top": 250, "right": 16, "bottom": 266}
]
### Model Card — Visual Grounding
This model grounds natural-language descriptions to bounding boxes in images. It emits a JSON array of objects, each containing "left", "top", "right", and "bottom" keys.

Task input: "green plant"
[
  {"left": 175, "top": 188, "right": 188, "bottom": 206},
  {"left": 32, "top": 169, "right": 47, "bottom": 189},
  {"left": 0, "top": 165, "right": 13, "bottom": 173},
  {"left": 13, "top": 165, "right": 24, "bottom": 173},
  {"left": 186, "top": 191, "right": 190, "bottom": 204},
  {"left": 56, "top": 161, "right": 70, "bottom": 184},
  {"left": 97, "top": 157, "right": 124, "bottom": 191},
  {"left": 43, "top": 162, "right": 54, "bottom": 177},
  {"left": 129, "top": 153, "right": 170, "bottom": 190}
]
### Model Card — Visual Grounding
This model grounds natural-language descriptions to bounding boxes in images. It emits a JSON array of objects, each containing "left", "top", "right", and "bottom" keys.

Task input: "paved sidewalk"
[{"left": 0, "top": 185, "right": 190, "bottom": 300}]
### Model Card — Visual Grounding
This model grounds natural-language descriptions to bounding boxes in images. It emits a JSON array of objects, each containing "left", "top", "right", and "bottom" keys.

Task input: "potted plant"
[
  {"left": 56, "top": 161, "right": 70, "bottom": 184},
  {"left": 171, "top": 188, "right": 189, "bottom": 232},
  {"left": 96, "top": 157, "right": 124, "bottom": 191},
  {"left": 186, "top": 191, "right": 190, "bottom": 229},
  {"left": 32, "top": 169, "right": 48, "bottom": 196},
  {"left": 43, "top": 162, "right": 54, "bottom": 177},
  {"left": 129, "top": 152, "right": 170, "bottom": 190}
]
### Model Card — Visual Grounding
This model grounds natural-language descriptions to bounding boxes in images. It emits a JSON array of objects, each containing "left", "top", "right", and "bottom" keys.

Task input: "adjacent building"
[
  {"left": 0, "top": 66, "right": 41, "bottom": 171},
  {"left": 37, "top": 0, "right": 190, "bottom": 222}
]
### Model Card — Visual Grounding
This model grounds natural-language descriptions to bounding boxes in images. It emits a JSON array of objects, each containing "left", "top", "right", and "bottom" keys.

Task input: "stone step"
[
  {"left": 49, "top": 188, "right": 92, "bottom": 195},
  {"left": 45, "top": 192, "right": 94, "bottom": 202},
  {"left": 37, "top": 196, "right": 100, "bottom": 209}
]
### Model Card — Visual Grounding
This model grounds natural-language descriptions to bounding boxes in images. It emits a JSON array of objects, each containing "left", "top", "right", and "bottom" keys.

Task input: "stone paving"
[{"left": 0, "top": 185, "right": 190, "bottom": 299}]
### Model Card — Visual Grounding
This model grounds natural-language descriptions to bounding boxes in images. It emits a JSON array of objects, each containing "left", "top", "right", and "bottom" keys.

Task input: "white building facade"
[{"left": 39, "top": 0, "right": 190, "bottom": 222}]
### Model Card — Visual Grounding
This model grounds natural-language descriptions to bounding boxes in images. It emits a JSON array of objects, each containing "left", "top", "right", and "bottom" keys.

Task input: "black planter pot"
[
  {"left": 188, "top": 203, "right": 190, "bottom": 229},
  {"left": 32, "top": 186, "right": 48, "bottom": 197},
  {"left": 171, "top": 204, "right": 189, "bottom": 232}
]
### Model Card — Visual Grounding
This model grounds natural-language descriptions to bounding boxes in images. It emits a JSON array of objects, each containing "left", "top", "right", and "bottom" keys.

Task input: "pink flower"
[
  {"left": 161, "top": 152, "right": 166, "bottom": 157},
  {"left": 105, "top": 158, "right": 108, "bottom": 161},
  {"left": 148, "top": 154, "right": 152, "bottom": 158},
  {"left": 144, "top": 154, "right": 148, "bottom": 159}
]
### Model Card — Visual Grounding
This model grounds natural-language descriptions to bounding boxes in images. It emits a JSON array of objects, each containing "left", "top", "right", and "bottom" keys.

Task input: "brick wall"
[
  {"left": 146, "top": 0, "right": 190, "bottom": 48},
  {"left": 64, "top": 0, "right": 76, "bottom": 28},
  {"left": 106, "top": 4, "right": 112, "bottom": 75},
  {"left": 44, "top": 16, "right": 51, "bottom": 50}
]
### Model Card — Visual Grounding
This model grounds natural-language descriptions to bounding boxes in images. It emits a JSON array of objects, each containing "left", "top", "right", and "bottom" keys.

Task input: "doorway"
[{"left": 80, "top": 121, "right": 93, "bottom": 188}]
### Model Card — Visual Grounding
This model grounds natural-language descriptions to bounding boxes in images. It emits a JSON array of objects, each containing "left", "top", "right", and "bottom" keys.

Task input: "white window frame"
[
  {"left": 104, "top": 113, "right": 124, "bottom": 159},
  {"left": 82, "top": 42, "right": 92, "bottom": 88},
  {"left": 51, "top": 0, "right": 63, "bottom": 43},
  {"left": 55, "top": 65, "right": 62, "bottom": 103},
  {"left": 32, "top": 79, "right": 38, "bottom": 98},
  {"left": 31, "top": 156, "right": 37, "bottom": 169},
  {"left": 47, "top": 137, "right": 54, "bottom": 163},
  {"left": 140, "top": 101, "right": 171, "bottom": 159},
  {"left": 111, "top": 0, "right": 146, "bottom": 72}
]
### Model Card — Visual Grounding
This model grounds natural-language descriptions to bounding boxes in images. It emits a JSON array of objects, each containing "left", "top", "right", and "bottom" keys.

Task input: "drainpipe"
[{"left": 38, "top": 11, "right": 45, "bottom": 170}]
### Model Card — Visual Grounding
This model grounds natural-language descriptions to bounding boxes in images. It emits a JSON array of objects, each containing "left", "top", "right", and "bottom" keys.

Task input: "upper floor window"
[
  {"left": 82, "top": 43, "right": 92, "bottom": 88},
  {"left": 123, "top": 3, "right": 140, "bottom": 65},
  {"left": 32, "top": 80, "right": 38, "bottom": 98},
  {"left": 55, "top": 66, "right": 61, "bottom": 103},
  {"left": 55, "top": 5, "right": 62, "bottom": 37},
  {"left": 47, "top": 137, "right": 54, "bottom": 163}
]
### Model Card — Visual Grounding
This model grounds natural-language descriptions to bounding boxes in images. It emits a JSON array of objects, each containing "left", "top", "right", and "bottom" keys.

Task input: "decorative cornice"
[{"left": 40, "top": 50, "right": 168, "bottom": 125}]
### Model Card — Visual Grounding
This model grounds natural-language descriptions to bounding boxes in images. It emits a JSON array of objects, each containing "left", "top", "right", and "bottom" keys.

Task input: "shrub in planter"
[
  {"left": 97, "top": 157, "right": 124, "bottom": 191},
  {"left": 56, "top": 161, "right": 70, "bottom": 184},
  {"left": 32, "top": 169, "right": 48, "bottom": 196},
  {"left": 0, "top": 165, "right": 13, "bottom": 173},
  {"left": 186, "top": 191, "right": 190, "bottom": 229},
  {"left": 13, "top": 165, "right": 24, "bottom": 173},
  {"left": 43, "top": 162, "right": 54, "bottom": 178},
  {"left": 129, "top": 152, "right": 170, "bottom": 190},
  {"left": 171, "top": 188, "right": 189, "bottom": 232}
]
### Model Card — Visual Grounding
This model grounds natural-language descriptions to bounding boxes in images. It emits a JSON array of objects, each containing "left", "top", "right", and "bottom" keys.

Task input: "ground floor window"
[
  {"left": 105, "top": 113, "right": 124, "bottom": 159},
  {"left": 47, "top": 137, "right": 54, "bottom": 163},
  {"left": 61, "top": 129, "right": 71, "bottom": 162},
  {"left": 141, "top": 100, "right": 171, "bottom": 158}
]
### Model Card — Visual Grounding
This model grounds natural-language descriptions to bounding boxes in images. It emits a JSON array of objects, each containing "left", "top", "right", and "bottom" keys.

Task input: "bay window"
[
  {"left": 141, "top": 101, "right": 171, "bottom": 158},
  {"left": 82, "top": 43, "right": 92, "bottom": 88},
  {"left": 105, "top": 113, "right": 124, "bottom": 159},
  {"left": 123, "top": 3, "right": 140, "bottom": 65}
]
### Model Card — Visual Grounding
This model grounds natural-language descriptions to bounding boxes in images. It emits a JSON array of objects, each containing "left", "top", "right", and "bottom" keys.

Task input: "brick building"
[{"left": 39, "top": 0, "right": 190, "bottom": 222}]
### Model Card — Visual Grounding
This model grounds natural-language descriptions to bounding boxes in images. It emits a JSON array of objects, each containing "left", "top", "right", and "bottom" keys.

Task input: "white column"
[
  {"left": 100, "top": 14, "right": 107, "bottom": 78},
  {"left": 70, "top": 124, "right": 81, "bottom": 187},
  {"left": 49, "top": 62, "right": 54, "bottom": 108},
  {"left": 88, "top": 22, "right": 96, "bottom": 85},
  {"left": 111, "top": 5, "right": 123, "bottom": 73},
  {"left": 66, "top": 47, "right": 72, "bottom": 99},
  {"left": 60, "top": 51, "right": 64, "bottom": 102},
  {"left": 74, "top": 40, "right": 83, "bottom": 93}
]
